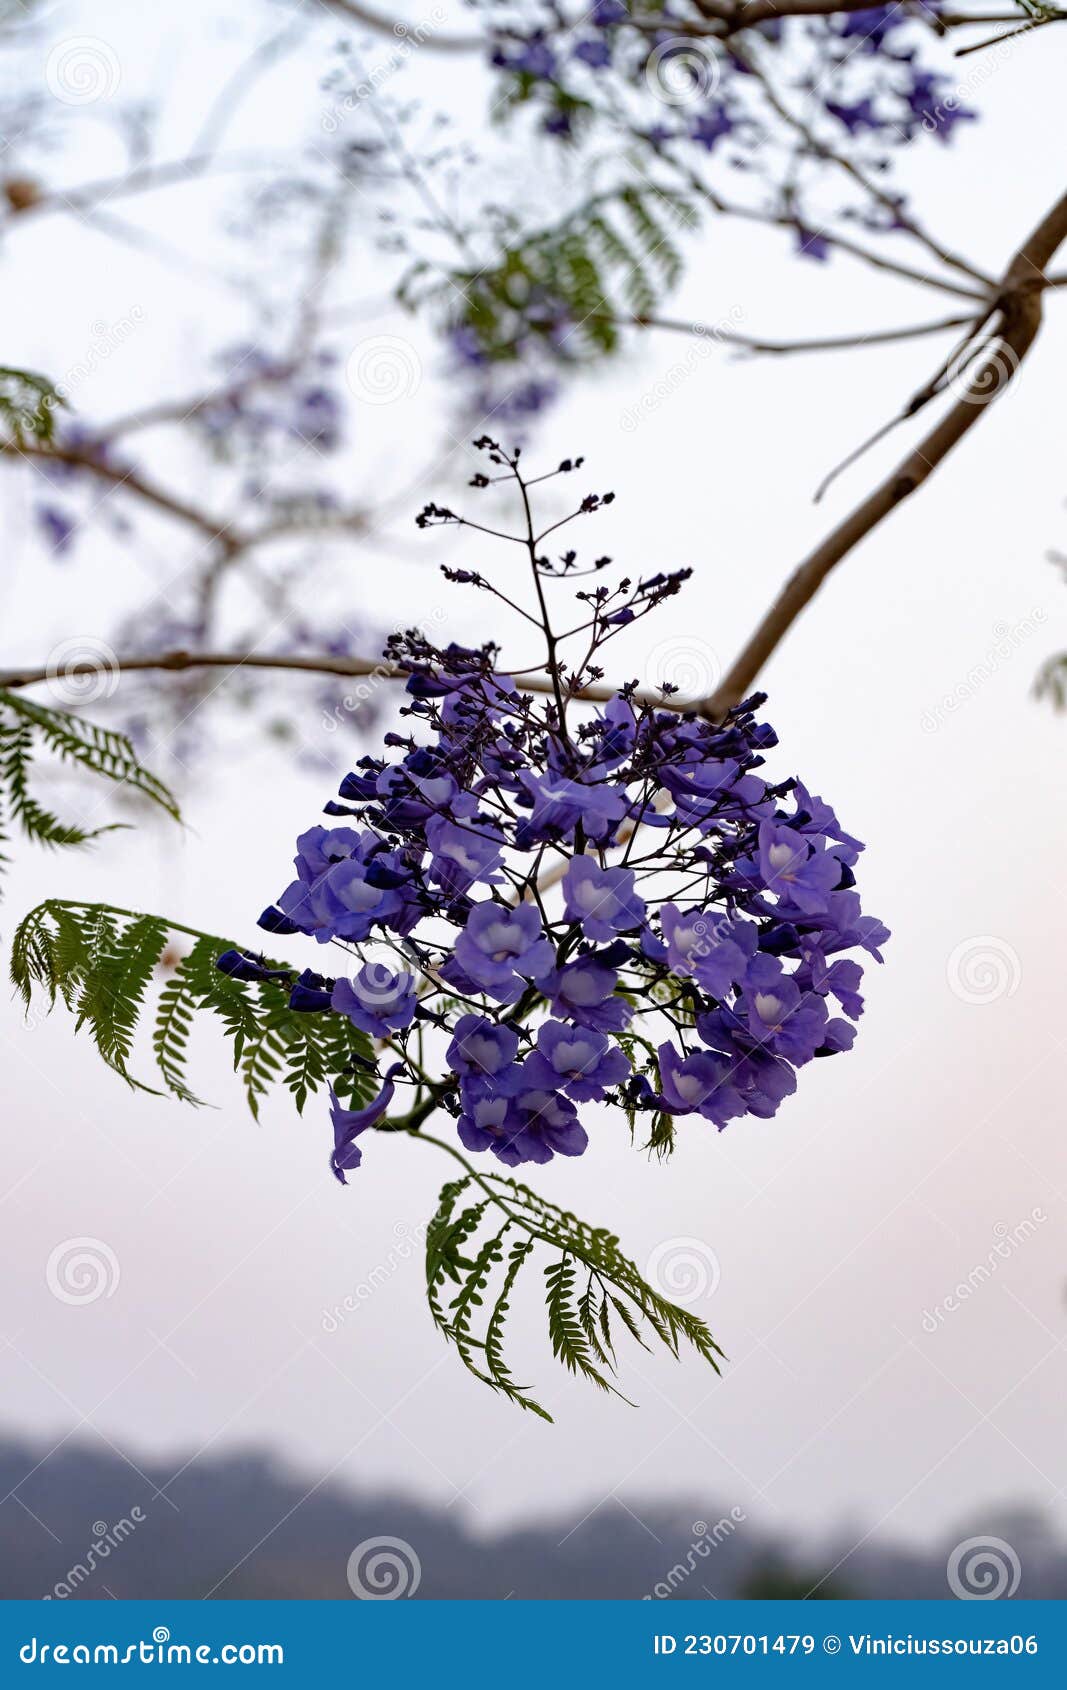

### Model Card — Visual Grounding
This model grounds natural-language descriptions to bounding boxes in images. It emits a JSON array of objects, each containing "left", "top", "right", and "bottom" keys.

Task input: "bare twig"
[{"left": 595, "top": 309, "right": 977, "bottom": 356}]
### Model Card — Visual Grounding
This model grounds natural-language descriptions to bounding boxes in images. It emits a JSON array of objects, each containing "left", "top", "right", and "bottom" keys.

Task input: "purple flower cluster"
[
  {"left": 234, "top": 444, "right": 888, "bottom": 1182},
  {"left": 485, "top": 2, "right": 972, "bottom": 155},
  {"left": 251, "top": 662, "right": 886, "bottom": 1179}
]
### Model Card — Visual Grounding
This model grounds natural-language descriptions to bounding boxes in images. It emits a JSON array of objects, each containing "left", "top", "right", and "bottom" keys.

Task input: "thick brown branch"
[{"left": 702, "top": 187, "right": 1067, "bottom": 717}]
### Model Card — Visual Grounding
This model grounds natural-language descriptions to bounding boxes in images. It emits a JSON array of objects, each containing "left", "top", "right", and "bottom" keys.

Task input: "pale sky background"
[{"left": 0, "top": 0, "right": 1065, "bottom": 1567}]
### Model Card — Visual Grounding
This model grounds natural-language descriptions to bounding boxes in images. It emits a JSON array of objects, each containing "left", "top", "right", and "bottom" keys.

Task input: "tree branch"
[
  {"left": 310, "top": 0, "right": 481, "bottom": 51},
  {"left": 597, "top": 309, "right": 978, "bottom": 356},
  {"left": 0, "top": 649, "right": 697, "bottom": 715},
  {"left": 701, "top": 186, "right": 1067, "bottom": 718}
]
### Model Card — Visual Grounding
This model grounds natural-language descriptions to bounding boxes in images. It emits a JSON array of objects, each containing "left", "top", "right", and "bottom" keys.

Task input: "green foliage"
[
  {"left": 0, "top": 365, "right": 63, "bottom": 447},
  {"left": 0, "top": 689, "right": 179, "bottom": 883},
  {"left": 10, "top": 898, "right": 376, "bottom": 1114},
  {"left": 402, "top": 186, "right": 698, "bottom": 366},
  {"left": 11, "top": 894, "right": 725, "bottom": 1421},
  {"left": 1034, "top": 652, "right": 1067, "bottom": 710},
  {"left": 424, "top": 1155, "right": 724, "bottom": 1421}
]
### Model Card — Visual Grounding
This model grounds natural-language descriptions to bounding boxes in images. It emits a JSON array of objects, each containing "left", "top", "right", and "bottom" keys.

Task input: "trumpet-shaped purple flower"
[
  {"left": 288, "top": 969, "right": 334, "bottom": 1012},
  {"left": 544, "top": 955, "right": 632, "bottom": 1032},
  {"left": 216, "top": 949, "right": 291, "bottom": 986},
  {"left": 330, "top": 1067, "right": 402, "bottom": 1183},
  {"left": 562, "top": 856, "right": 645, "bottom": 941},
  {"left": 659, "top": 905, "right": 757, "bottom": 998},
  {"left": 755, "top": 821, "right": 845, "bottom": 916},
  {"left": 656, "top": 1042, "right": 746, "bottom": 1129},
  {"left": 332, "top": 964, "right": 417, "bottom": 1038},
  {"left": 514, "top": 771, "right": 627, "bottom": 846},
  {"left": 524, "top": 1020, "right": 631, "bottom": 1101},
  {"left": 458, "top": 1071, "right": 588, "bottom": 1166},
  {"left": 741, "top": 954, "right": 828, "bottom": 1066},
  {"left": 425, "top": 814, "right": 504, "bottom": 895},
  {"left": 449, "top": 901, "right": 555, "bottom": 1003},
  {"left": 446, "top": 1013, "right": 520, "bottom": 1077}
]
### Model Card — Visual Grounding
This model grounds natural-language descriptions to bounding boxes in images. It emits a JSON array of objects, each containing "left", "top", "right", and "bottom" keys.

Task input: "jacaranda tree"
[{"left": 1, "top": 0, "right": 1064, "bottom": 1415}]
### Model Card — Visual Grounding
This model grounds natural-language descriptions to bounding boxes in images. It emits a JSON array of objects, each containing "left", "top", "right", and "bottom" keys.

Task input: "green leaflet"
[
  {"left": 402, "top": 185, "right": 698, "bottom": 367},
  {"left": 0, "top": 365, "right": 63, "bottom": 447},
  {"left": 422, "top": 1143, "right": 725, "bottom": 1421},
  {"left": 10, "top": 898, "right": 376, "bottom": 1114},
  {"left": 0, "top": 689, "right": 180, "bottom": 888},
  {"left": 11, "top": 895, "right": 726, "bottom": 1420}
]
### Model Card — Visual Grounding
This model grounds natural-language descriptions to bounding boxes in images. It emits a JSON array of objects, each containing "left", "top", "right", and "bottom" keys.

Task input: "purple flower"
[
  {"left": 330, "top": 1067, "right": 402, "bottom": 1183},
  {"left": 656, "top": 1042, "right": 746, "bottom": 1128},
  {"left": 524, "top": 1020, "right": 631, "bottom": 1101},
  {"left": 756, "top": 821, "right": 844, "bottom": 915},
  {"left": 446, "top": 1013, "right": 520, "bottom": 1077},
  {"left": 278, "top": 856, "right": 403, "bottom": 943},
  {"left": 573, "top": 37, "right": 611, "bottom": 67},
  {"left": 562, "top": 856, "right": 645, "bottom": 942},
  {"left": 544, "top": 956, "right": 632, "bottom": 1033},
  {"left": 456, "top": 1085, "right": 515, "bottom": 1159},
  {"left": 332, "top": 964, "right": 417, "bottom": 1038},
  {"left": 741, "top": 955, "right": 828, "bottom": 1066},
  {"left": 425, "top": 815, "right": 504, "bottom": 895},
  {"left": 659, "top": 905, "right": 757, "bottom": 997},
  {"left": 795, "top": 226, "right": 831, "bottom": 263},
  {"left": 450, "top": 901, "right": 555, "bottom": 1003},
  {"left": 216, "top": 949, "right": 291, "bottom": 986},
  {"left": 459, "top": 1072, "right": 588, "bottom": 1166},
  {"left": 37, "top": 504, "right": 77, "bottom": 555},
  {"left": 690, "top": 107, "right": 734, "bottom": 151},
  {"left": 798, "top": 948, "right": 865, "bottom": 1019},
  {"left": 514, "top": 771, "right": 627, "bottom": 846},
  {"left": 698, "top": 1011, "right": 799, "bottom": 1119},
  {"left": 288, "top": 969, "right": 334, "bottom": 1011},
  {"left": 825, "top": 98, "right": 882, "bottom": 136}
]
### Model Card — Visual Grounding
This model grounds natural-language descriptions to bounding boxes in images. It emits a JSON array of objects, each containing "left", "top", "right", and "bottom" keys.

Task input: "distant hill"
[{"left": 1, "top": 1435, "right": 1063, "bottom": 1600}]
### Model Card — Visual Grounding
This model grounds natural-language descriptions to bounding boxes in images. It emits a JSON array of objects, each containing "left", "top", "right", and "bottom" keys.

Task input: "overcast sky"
[{"left": 1, "top": 0, "right": 1065, "bottom": 1570}]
